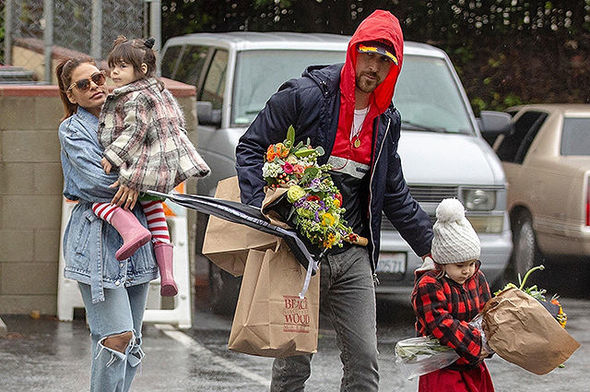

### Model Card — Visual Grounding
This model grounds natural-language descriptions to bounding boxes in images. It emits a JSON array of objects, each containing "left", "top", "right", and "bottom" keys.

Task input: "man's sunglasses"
[{"left": 68, "top": 71, "right": 106, "bottom": 92}]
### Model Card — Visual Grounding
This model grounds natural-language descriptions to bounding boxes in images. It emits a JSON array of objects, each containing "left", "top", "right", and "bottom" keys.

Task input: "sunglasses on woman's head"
[{"left": 68, "top": 71, "right": 106, "bottom": 92}]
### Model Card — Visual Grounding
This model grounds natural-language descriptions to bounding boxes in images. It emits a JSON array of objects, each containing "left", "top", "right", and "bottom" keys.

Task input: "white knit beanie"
[{"left": 431, "top": 198, "right": 480, "bottom": 264}]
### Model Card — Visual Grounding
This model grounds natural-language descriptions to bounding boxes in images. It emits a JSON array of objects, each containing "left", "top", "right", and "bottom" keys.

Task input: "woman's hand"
[
  {"left": 109, "top": 180, "right": 138, "bottom": 210},
  {"left": 101, "top": 157, "right": 113, "bottom": 174}
]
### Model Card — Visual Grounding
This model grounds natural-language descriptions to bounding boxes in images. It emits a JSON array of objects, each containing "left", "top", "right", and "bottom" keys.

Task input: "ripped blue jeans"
[{"left": 79, "top": 282, "right": 149, "bottom": 392}]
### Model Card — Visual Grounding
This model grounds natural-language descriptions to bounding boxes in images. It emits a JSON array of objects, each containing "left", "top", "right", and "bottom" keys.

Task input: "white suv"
[{"left": 161, "top": 32, "right": 513, "bottom": 312}]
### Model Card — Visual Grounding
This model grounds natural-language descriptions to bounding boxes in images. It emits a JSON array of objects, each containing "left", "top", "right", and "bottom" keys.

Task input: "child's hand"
[
  {"left": 479, "top": 345, "right": 494, "bottom": 359},
  {"left": 101, "top": 157, "right": 112, "bottom": 174},
  {"left": 109, "top": 180, "right": 138, "bottom": 210}
]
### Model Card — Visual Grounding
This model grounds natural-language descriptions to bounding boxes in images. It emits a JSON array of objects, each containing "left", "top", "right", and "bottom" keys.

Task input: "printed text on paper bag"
[{"left": 283, "top": 296, "right": 310, "bottom": 333}]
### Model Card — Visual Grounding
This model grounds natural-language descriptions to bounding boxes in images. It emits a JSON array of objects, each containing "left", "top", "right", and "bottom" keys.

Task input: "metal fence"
[{"left": 2, "top": 0, "right": 151, "bottom": 83}]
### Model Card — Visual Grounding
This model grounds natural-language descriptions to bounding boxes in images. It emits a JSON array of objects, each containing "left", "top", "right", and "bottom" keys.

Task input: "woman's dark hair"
[
  {"left": 107, "top": 35, "right": 157, "bottom": 80},
  {"left": 55, "top": 56, "right": 96, "bottom": 121}
]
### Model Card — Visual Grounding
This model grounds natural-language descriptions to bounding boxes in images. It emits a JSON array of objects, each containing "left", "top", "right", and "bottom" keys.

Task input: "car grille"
[
  {"left": 380, "top": 185, "right": 458, "bottom": 231},
  {"left": 407, "top": 185, "right": 458, "bottom": 203}
]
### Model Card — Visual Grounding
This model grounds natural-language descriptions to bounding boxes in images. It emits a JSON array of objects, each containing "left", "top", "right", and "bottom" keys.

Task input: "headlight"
[
  {"left": 466, "top": 215, "right": 504, "bottom": 233},
  {"left": 462, "top": 189, "right": 496, "bottom": 211}
]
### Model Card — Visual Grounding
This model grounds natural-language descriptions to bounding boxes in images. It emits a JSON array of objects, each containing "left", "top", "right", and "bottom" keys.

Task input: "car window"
[
  {"left": 496, "top": 111, "right": 547, "bottom": 163},
  {"left": 231, "top": 50, "right": 346, "bottom": 126},
  {"left": 561, "top": 118, "right": 590, "bottom": 156},
  {"left": 394, "top": 56, "right": 474, "bottom": 135},
  {"left": 173, "top": 45, "right": 210, "bottom": 87},
  {"left": 161, "top": 45, "right": 183, "bottom": 80},
  {"left": 200, "top": 49, "right": 228, "bottom": 110}
]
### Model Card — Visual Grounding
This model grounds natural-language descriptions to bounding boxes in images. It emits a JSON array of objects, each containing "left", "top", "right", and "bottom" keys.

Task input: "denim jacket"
[{"left": 59, "top": 108, "right": 158, "bottom": 303}]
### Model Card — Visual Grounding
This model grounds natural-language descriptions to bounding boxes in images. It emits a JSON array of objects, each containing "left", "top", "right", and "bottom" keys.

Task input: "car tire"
[
  {"left": 209, "top": 264, "right": 241, "bottom": 315},
  {"left": 508, "top": 211, "right": 541, "bottom": 281}
]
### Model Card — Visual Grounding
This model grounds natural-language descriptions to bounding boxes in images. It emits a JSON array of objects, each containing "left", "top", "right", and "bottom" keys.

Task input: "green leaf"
[
  {"left": 300, "top": 167, "right": 320, "bottom": 184},
  {"left": 294, "top": 148, "right": 316, "bottom": 157},
  {"left": 286, "top": 125, "right": 295, "bottom": 149}
]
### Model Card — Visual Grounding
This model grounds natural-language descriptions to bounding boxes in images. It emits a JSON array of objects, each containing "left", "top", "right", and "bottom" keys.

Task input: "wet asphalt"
[{"left": 1, "top": 258, "right": 589, "bottom": 391}]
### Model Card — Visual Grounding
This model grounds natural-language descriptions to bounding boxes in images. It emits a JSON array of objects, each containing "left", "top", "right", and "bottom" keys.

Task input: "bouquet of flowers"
[
  {"left": 394, "top": 336, "right": 460, "bottom": 379},
  {"left": 261, "top": 125, "right": 360, "bottom": 251}
]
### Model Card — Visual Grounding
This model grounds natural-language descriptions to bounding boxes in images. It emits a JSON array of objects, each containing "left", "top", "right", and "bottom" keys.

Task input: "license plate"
[{"left": 376, "top": 252, "right": 407, "bottom": 277}]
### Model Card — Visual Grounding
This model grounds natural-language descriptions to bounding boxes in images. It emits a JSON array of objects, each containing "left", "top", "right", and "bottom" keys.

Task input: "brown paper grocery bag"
[
  {"left": 228, "top": 240, "right": 320, "bottom": 358},
  {"left": 202, "top": 176, "right": 278, "bottom": 276},
  {"left": 482, "top": 287, "right": 580, "bottom": 375}
]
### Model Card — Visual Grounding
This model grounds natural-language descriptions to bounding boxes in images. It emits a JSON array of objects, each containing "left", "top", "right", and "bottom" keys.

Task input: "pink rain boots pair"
[{"left": 110, "top": 208, "right": 178, "bottom": 296}]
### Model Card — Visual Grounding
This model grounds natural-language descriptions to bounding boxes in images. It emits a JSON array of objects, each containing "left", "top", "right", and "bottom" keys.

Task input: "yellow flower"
[
  {"left": 321, "top": 213, "right": 335, "bottom": 227},
  {"left": 323, "top": 233, "right": 337, "bottom": 249},
  {"left": 287, "top": 185, "right": 306, "bottom": 203}
]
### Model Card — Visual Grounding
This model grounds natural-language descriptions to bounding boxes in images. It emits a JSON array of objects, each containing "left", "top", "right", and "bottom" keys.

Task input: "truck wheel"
[
  {"left": 209, "top": 264, "right": 241, "bottom": 315},
  {"left": 509, "top": 211, "right": 541, "bottom": 281}
]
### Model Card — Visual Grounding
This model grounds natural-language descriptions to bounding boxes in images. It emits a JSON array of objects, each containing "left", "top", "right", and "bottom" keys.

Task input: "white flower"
[{"left": 262, "top": 161, "right": 283, "bottom": 178}]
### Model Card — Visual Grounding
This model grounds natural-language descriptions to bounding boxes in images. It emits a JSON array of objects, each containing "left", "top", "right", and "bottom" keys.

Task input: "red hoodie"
[{"left": 332, "top": 10, "right": 404, "bottom": 164}]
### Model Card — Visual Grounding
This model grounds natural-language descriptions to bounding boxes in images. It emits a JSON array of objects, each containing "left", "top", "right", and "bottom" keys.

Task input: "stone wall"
[{"left": 0, "top": 80, "right": 197, "bottom": 314}]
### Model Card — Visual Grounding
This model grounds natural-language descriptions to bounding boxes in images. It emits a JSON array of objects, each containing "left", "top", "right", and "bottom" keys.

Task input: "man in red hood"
[{"left": 236, "top": 10, "right": 433, "bottom": 391}]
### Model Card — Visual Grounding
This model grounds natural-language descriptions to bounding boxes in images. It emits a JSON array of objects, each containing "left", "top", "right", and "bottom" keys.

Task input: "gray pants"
[{"left": 270, "top": 246, "right": 379, "bottom": 392}]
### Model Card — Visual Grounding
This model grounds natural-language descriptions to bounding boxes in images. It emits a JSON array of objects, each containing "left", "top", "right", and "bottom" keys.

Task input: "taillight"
[{"left": 586, "top": 177, "right": 590, "bottom": 226}]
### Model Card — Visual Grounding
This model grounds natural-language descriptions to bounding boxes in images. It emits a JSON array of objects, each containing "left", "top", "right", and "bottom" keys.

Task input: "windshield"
[
  {"left": 561, "top": 118, "right": 590, "bottom": 156},
  {"left": 394, "top": 56, "right": 474, "bottom": 134},
  {"left": 232, "top": 49, "right": 346, "bottom": 125},
  {"left": 232, "top": 51, "right": 474, "bottom": 135}
]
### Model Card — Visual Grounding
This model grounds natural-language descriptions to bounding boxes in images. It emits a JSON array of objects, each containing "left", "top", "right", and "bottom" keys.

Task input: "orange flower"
[
  {"left": 550, "top": 298, "right": 567, "bottom": 328},
  {"left": 266, "top": 144, "right": 278, "bottom": 162},
  {"left": 275, "top": 143, "right": 290, "bottom": 158}
]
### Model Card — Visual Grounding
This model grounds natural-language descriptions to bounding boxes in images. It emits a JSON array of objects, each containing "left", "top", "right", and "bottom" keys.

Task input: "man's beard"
[{"left": 355, "top": 72, "right": 380, "bottom": 94}]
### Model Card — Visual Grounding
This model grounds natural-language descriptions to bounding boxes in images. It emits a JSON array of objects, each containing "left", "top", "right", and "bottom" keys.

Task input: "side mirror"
[
  {"left": 478, "top": 111, "right": 513, "bottom": 146},
  {"left": 196, "top": 101, "right": 222, "bottom": 126}
]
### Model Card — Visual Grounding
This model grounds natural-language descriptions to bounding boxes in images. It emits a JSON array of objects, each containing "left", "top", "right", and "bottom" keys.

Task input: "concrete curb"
[{"left": 0, "top": 316, "right": 7, "bottom": 337}]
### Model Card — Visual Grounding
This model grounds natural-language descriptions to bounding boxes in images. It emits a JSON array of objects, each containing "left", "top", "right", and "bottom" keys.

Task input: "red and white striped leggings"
[{"left": 92, "top": 201, "right": 170, "bottom": 243}]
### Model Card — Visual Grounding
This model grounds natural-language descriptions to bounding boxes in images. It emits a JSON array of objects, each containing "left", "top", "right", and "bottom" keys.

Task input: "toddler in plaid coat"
[
  {"left": 411, "top": 198, "right": 495, "bottom": 392},
  {"left": 93, "top": 36, "right": 210, "bottom": 296}
]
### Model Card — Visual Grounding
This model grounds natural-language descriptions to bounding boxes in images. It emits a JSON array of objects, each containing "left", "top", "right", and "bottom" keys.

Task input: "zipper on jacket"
[{"left": 368, "top": 117, "right": 391, "bottom": 272}]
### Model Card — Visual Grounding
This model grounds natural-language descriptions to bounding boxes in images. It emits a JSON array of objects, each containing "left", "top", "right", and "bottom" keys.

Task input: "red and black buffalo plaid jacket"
[{"left": 411, "top": 261, "right": 491, "bottom": 367}]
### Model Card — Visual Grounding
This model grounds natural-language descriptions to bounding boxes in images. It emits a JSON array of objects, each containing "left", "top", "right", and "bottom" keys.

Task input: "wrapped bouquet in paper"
[
  {"left": 395, "top": 336, "right": 460, "bottom": 379},
  {"left": 261, "top": 125, "right": 366, "bottom": 252},
  {"left": 482, "top": 266, "right": 579, "bottom": 375}
]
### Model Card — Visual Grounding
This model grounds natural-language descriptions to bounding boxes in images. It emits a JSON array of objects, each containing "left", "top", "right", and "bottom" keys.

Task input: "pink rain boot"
[
  {"left": 110, "top": 208, "right": 152, "bottom": 261},
  {"left": 154, "top": 242, "right": 178, "bottom": 296}
]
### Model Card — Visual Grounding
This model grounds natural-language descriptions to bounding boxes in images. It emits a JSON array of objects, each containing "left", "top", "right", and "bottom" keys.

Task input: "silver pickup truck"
[{"left": 161, "top": 32, "right": 513, "bottom": 313}]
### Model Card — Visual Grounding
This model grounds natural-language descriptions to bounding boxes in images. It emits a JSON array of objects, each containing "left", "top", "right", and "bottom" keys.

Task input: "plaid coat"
[
  {"left": 411, "top": 262, "right": 492, "bottom": 367},
  {"left": 98, "top": 78, "right": 210, "bottom": 192}
]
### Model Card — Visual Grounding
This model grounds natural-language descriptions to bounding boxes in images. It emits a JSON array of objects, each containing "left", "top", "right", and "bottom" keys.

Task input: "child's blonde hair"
[{"left": 107, "top": 36, "right": 157, "bottom": 80}]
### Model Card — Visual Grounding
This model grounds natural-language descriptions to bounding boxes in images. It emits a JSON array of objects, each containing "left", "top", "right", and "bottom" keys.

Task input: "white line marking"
[{"left": 155, "top": 324, "right": 270, "bottom": 387}]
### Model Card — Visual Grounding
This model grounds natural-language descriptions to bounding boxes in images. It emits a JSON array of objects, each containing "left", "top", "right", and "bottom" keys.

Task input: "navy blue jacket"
[{"left": 236, "top": 64, "right": 433, "bottom": 271}]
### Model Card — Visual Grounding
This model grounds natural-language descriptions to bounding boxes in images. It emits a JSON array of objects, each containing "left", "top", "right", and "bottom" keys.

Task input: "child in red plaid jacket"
[
  {"left": 411, "top": 198, "right": 495, "bottom": 392},
  {"left": 92, "top": 36, "right": 210, "bottom": 297}
]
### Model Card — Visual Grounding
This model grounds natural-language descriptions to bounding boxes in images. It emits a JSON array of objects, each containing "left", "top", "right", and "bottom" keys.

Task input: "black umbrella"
[{"left": 146, "top": 190, "right": 318, "bottom": 275}]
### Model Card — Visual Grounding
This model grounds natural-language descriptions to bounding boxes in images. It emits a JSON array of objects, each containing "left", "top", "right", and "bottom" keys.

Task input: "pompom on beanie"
[{"left": 431, "top": 198, "right": 480, "bottom": 264}]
